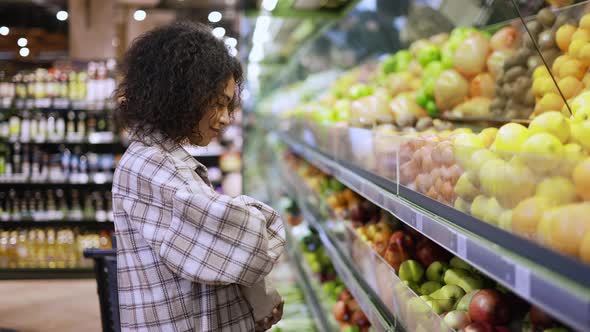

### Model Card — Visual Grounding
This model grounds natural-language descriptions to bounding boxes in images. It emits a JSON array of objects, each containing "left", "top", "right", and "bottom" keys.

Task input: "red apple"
[
  {"left": 415, "top": 238, "right": 452, "bottom": 267},
  {"left": 333, "top": 301, "right": 349, "bottom": 322},
  {"left": 494, "top": 326, "right": 510, "bottom": 332},
  {"left": 349, "top": 203, "right": 366, "bottom": 223},
  {"left": 529, "top": 305, "right": 555, "bottom": 328},
  {"left": 463, "top": 322, "right": 494, "bottom": 332},
  {"left": 347, "top": 299, "right": 360, "bottom": 313},
  {"left": 351, "top": 309, "right": 370, "bottom": 327},
  {"left": 469, "top": 289, "right": 510, "bottom": 325},
  {"left": 443, "top": 310, "right": 471, "bottom": 330},
  {"left": 338, "top": 290, "right": 353, "bottom": 302}
]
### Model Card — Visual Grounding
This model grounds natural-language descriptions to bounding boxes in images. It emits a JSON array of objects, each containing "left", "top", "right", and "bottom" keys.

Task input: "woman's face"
[{"left": 190, "top": 77, "right": 236, "bottom": 146}]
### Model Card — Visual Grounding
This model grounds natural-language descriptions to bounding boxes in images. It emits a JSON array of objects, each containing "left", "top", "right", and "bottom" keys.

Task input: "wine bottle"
[
  {"left": 36, "top": 111, "right": 46, "bottom": 143},
  {"left": 77, "top": 112, "right": 86, "bottom": 139},
  {"left": 9, "top": 110, "right": 20, "bottom": 140},
  {"left": 66, "top": 111, "right": 76, "bottom": 142}
]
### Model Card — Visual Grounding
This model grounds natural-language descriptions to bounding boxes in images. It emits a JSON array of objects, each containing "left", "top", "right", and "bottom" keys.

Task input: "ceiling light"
[
  {"left": 133, "top": 10, "right": 147, "bottom": 21},
  {"left": 208, "top": 11, "right": 222, "bottom": 23},
  {"left": 17, "top": 38, "right": 27, "bottom": 47},
  {"left": 0, "top": 26, "right": 9, "bottom": 36},
  {"left": 212, "top": 27, "right": 226, "bottom": 38},
  {"left": 225, "top": 37, "right": 237, "bottom": 48},
  {"left": 19, "top": 47, "right": 29, "bottom": 57},
  {"left": 56, "top": 10, "right": 68, "bottom": 21},
  {"left": 261, "top": 0, "right": 278, "bottom": 11}
]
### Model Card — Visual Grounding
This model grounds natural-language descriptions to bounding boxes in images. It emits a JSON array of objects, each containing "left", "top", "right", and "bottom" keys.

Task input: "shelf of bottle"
[
  {"left": 0, "top": 267, "right": 95, "bottom": 280},
  {"left": 0, "top": 175, "right": 113, "bottom": 189},
  {"left": 279, "top": 132, "right": 590, "bottom": 332},
  {"left": 0, "top": 132, "right": 124, "bottom": 147},
  {"left": 0, "top": 220, "right": 114, "bottom": 229},
  {"left": 1, "top": 97, "right": 116, "bottom": 112}
]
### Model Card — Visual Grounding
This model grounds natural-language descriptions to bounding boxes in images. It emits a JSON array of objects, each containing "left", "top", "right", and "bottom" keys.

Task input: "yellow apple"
[
  {"left": 521, "top": 133, "right": 564, "bottom": 172},
  {"left": 570, "top": 120, "right": 590, "bottom": 151},
  {"left": 452, "top": 133, "right": 485, "bottom": 168},
  {"left": 498, "top": 210, "right": 513, "bottom": 231},
  {"left": 470, "top": 195, "right": 489, "bottom": 221},
  {"left": 493, "top": 123, "right": 529, "bottom": 157},
  {"left": 454, "top": 173, "right": 479, "bottom": 201},
  {"left": 478, "top": 127, "right": 498, "bottom": 148},
  {"left": 535, "top": 176, "right": 577, "bottom": 205}
]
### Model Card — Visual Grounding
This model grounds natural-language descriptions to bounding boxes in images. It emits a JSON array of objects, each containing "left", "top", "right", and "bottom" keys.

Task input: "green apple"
[
  {"left": 417, "top": 44, "right": 441, "bottom": 67},
  {"left": 430, "top": 284, "right": 466, "bottom": 302},
  {"left": 426, "top": 261, "right": 449, "bottom": 282},
  {"left": 419, "top": 281, "right": 443, "bottom": 295},
  {"left": 348, "top": 84, "right": 373, "bottom": 100},
  {"left": 455, "top": 290, "right": 478, "bottom": 312},
  {"left": 450, "top": 257, "right": 473, "bottom": 271},
  {"left": 399, "top": 260, "right": 425, "bottom": 283},
  {"left": 403, "top": 280, "right": 421, "bottom": 295},
  {"left": 420, "top": 295, "right": 451, "bottom": 314},
  {"left": 444, "top": 268, "right": 484, "bottom": 293}
]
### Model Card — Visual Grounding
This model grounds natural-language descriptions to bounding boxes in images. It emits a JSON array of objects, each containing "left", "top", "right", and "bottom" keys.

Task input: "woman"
[{"left": 112, "top": 22, "right": 285, "bottom": 331}]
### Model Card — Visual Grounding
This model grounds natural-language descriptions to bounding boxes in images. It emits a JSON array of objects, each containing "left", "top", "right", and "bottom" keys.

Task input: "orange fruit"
[
  {"left": 580, "top": 231, "right": 590, "bottom": 263},
  {"left": 573, "top": 158, "right": 590, "bottom": 200},
  {"left": 512, "top": 197, "right": 554, "bottom": 238},
  {"left": 547, "top": 203, "right": 590, "bottom": 256}
]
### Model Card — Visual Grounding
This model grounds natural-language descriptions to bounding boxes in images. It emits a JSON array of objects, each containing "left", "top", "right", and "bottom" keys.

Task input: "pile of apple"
[
  {"left": 531, "top": 12, "right": 590, "bottom": 119},
  {"left": 398, "top": 131, "right": 465, "bottom": 206},
  {"left": 332, "top": 289, "right": 371, "bottom": 332},
  {"left": 450, "top": 87, "right": 590, "bottom": 263}
]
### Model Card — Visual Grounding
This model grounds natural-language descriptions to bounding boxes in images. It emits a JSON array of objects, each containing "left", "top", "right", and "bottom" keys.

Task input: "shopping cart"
[{"left": 84, "top": 238, "right": 120, "bottom": 332}]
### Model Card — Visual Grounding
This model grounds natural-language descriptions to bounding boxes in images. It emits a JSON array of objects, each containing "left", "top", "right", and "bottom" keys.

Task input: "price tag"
[
  {"left": 515, "top": 265, "right": 531, "bottom": 298},
  {"left": 402, "top": 208, "right": 417, "bottom": 228},
  {"left": 457, "top": 234, "right": 467, "bottom": 258},
  {"left": 416, "top": 213, "right": 423, "bottom": 231}
]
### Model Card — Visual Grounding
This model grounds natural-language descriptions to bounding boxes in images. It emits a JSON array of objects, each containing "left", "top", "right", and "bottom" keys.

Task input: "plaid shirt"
[{"left": 112, "top": 133, "right": 285, "bottom": 332}]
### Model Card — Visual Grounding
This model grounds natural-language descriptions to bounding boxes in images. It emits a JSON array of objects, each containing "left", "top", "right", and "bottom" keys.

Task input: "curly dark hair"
[{"left": 115, "top": 21, "right": 243, "bottom": 143}]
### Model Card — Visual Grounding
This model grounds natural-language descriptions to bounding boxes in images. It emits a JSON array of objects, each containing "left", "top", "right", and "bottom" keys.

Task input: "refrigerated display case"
[{"left": 244, "top": 0, "right": 590, "bottom": 331}]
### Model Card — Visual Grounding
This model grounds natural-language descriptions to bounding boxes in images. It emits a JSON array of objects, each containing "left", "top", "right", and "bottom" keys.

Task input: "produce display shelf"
[
  {"left": 0, "top": 220, "right": 114, "bottom": 229},
  {"left": 279, "top": 132, "right": 590, "bottom": 332},
  {"left": 0, "top": 267, "right": 94, "bottom": 280},
  {"left": 286, "top": 235, "right": 334, "bottom": 332},
  {"left": 438, "top": 114, "right": 531, "bottom": 125},
  {"left": 282, "top": 170, "right": 400, "bottom": 332}
]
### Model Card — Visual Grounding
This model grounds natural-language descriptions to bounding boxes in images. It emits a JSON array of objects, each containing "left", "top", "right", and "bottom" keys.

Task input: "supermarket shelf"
[
  {"left": 3, "top": 98, "right": 116, "bottom": 111},
  {"left": 296, "top": 197, "right": 399, "bottom": 332},
  {"left": 0, "top": 220, "right": 114, "bottom": 229},
  {"left": 0, "top": 267, "right": 94, "bottom": 280},
  {"left": 286, "top": 243, "right": 333, "bottom": 332},
  {"left": 280, "top": 132, "right": 590, "bottom": 332},
  {"left": 439, "top": 114, "right": 531, "bottom": 125},
  {"left": 0, "top": 180, "right": 113, "bottom": 189}
]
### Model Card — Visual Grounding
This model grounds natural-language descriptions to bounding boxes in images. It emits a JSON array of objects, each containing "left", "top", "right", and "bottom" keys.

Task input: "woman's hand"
[{"left": 254, "top": 301, "right": 284, "bottom": 331}]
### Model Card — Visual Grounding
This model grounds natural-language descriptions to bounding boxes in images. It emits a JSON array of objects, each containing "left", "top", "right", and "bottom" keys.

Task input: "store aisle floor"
[{"left": 0, "top": 280, "right": 101, "bottom": 332}]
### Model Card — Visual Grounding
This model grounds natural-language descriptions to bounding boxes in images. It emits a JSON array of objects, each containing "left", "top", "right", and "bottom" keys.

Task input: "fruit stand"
[{"left": 243, "top": 0, "right": 590, "bottom": 331}]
